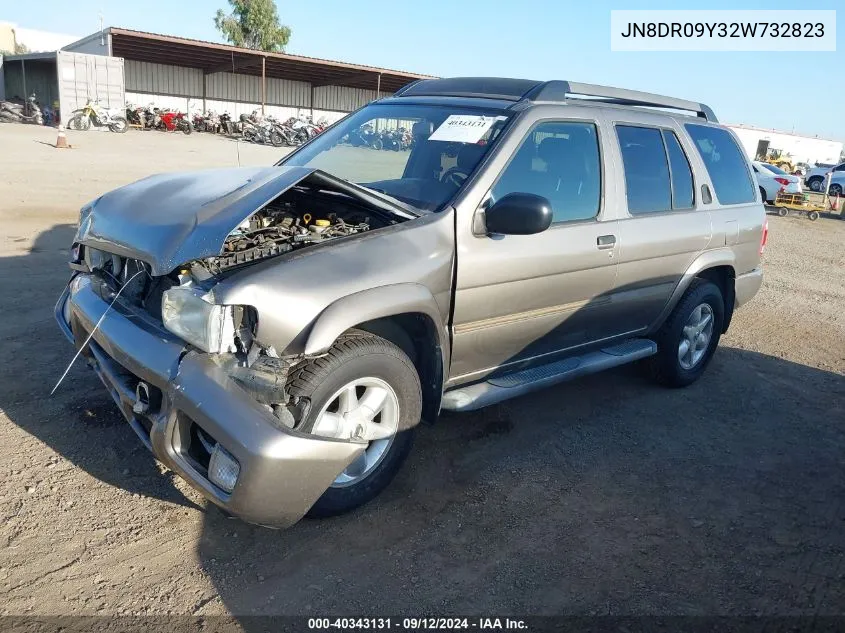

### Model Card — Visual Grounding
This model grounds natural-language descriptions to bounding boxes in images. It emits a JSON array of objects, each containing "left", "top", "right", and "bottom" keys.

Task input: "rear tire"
[
  {"left": 286, "top": 333, "right": 421, "bottom": 518},
  {"left": 67, "top": 114, "right": 89, "bottom": 131},
  {"left": 778, "top": 207, "right": 789, "bottom": 217},
  {"left": 647, "top": 280, "right": 724, "bottom": 388}
]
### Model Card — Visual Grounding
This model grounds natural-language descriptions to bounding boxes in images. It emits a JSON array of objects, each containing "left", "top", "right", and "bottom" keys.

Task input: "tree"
[
  {"left": 214, "top": 0, "right": 291, "bottom": 52},
  {"left": 0, "top": 42, "right": 30, "bottom": 56}
]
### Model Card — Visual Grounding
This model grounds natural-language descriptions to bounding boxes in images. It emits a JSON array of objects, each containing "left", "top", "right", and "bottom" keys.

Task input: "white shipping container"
[
  {"left": 57, "top": 50, "right": 125, "bottom": 127},
  {"left": 728, "top": 124, "right": 842, "bottom": 166}
]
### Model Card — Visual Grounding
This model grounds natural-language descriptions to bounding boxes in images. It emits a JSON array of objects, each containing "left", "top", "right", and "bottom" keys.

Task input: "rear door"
[{"left": 603, "top": 115, "right": 712, "bottom": 334}]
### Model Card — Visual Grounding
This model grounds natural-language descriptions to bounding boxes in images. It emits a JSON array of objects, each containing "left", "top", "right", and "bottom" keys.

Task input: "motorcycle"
[
  {"left": 0, "top": 94, "right": 44, "bottom": 125},
  {"left": 268, "top": 117, "right": 301, "bottom": 146},
  {"left": 192, "top": 112, "right": 207, "bottom": 132},
  {"left": 157, "top": 110, "right": 192, "bottom": 134},
  {"left": 399, "top": 127, "right": 413, "bottom": 150},
  {"left": 219, "top": 112, "right": 234, "bottom": 135},
  {"left": 67, "top": 99, "right": 127, "bottom": 133},
  {"left": 380, "top": 129, "right": 402, "bottom": 151},
  {"left": 291, "top": 115, "right": 322, "bottom": 144},
  {"left": 125, "top": 103, "right": 146, "bottom": 127},
  {"left": 241, "top": 112, "right": 277, "bottom": 145},
  {"left": 346, "top": 123, "right": 377, "bottom": 148}
]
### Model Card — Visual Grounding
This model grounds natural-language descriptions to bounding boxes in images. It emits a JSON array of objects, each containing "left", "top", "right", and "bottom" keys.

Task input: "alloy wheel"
[
  {"left": 311, "top": 377, "right": 400, "bottom": 487},
  {"left": 678, "top": 303, "right": 714, "bottom": 370}
]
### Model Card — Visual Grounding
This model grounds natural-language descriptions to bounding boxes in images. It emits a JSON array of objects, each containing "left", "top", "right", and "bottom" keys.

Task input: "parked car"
[
  {"left": 55, "top": 77, "right": 766, "bottom": 528},
  {"left": 805, "top": 162, "right": 845, "bottom": 192},
  {"left": 752, "top": 161, "right": 802, "bottom": 203},
  {"left": 826, "top": 172, "right": 845, "bottom": 198}
]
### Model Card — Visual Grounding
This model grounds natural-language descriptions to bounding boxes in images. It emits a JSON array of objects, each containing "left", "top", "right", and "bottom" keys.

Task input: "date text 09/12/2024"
[{"left": 307, "top": 618, "right": 528, "bottom": 630}]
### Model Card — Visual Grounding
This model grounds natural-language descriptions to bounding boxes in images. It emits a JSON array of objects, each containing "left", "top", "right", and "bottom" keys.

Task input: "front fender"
[
  {"left": 304, "top": 283, "right": 448, "bottom": 364},
  {"left": 649, "top": 248, "right": 736, "bottom": 333}
]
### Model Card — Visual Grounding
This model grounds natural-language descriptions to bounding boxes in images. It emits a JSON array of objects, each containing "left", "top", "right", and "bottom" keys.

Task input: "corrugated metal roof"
[
  {"left": 103, "top": 27, "right": 434, "bottom": 93},
  {"left": 1, "top": 51, "right": 58, "bottom": 61}
]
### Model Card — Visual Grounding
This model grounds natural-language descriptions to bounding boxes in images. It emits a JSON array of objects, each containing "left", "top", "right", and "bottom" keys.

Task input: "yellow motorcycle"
[{"left": 66, "top": 100, "right": 128, "bottom": 133}]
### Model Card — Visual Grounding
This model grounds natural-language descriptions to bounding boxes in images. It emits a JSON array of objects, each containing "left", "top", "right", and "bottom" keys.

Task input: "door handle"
[{"left": 597, "top": 235, "right": 616, "bottom": 250}]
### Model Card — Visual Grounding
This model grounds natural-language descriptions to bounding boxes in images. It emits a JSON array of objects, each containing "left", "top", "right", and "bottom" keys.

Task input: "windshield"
[{"left": 279, "top": 103, "right": 511, "bottom": 211}]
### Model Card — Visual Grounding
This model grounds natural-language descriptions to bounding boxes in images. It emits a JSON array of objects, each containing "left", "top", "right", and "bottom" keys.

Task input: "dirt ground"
[{"left": 0, "top": 124, "right": 843, "bottom": 622}]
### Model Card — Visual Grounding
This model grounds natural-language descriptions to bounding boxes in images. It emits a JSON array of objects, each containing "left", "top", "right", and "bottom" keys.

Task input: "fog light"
[
  {"left": 208, "top": 444, "right": 240, "bottom": 493},
  {"left": 62, "top": 296, "right": 72, "bottom": 325}
]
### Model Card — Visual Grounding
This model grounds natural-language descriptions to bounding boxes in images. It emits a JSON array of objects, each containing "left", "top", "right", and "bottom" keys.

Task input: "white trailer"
[{"left": 728, "top": 124, "right": 843, "bottom": 166}]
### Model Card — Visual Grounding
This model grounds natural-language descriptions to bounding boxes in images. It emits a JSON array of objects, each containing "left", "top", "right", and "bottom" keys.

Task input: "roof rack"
[{"left": 394, "top": 77, "right": 717, "bottom": 122}]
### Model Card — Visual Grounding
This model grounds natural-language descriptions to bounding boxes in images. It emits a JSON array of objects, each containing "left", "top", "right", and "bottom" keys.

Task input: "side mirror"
[{"left": 484, "top": 193, "right": 553, "bottom": 236}]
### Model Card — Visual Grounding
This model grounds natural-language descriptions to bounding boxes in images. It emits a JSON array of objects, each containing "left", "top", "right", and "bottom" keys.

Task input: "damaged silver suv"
[{"left": 56, "top": 78, "right": 766, "bottom": 527}]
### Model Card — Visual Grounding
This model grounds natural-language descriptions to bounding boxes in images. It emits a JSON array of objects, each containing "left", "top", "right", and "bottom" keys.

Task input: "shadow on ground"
[
  {"left": 1, "top": 224, "right": 843, "bottom": 620},
  {"left": 0, "top": 223, "right": 199, "bottom": 509},
  {"left": 194, "top": 347, "right": 845, "bottom": 619}
]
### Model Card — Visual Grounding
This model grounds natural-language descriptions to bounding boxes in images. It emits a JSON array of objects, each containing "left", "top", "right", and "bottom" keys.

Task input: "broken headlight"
[{"left": 161, "top": 287, "right": 239, "bottom": 354}]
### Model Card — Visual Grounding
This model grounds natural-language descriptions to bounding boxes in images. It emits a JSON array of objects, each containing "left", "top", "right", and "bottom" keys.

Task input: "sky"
[{"left": 3, "top": 0, "right": 843, "bottom": 140}]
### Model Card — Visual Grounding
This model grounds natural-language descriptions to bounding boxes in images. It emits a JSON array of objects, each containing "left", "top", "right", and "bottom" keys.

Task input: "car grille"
[{"left": 82, "top": 246, "right": 173, "bottom": 319}]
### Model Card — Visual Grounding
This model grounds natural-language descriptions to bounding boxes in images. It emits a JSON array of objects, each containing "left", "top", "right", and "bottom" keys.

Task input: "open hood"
[{"left": 75, "top": 166, "right": 319, "bottom": 276}]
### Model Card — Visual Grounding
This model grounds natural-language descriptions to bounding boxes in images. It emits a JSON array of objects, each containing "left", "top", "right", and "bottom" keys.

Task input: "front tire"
[
  {"left": 109, "top": 116, "right": 128, "bottom": 133},
  {"left": 808, "top": 177, "right": 823, "bottom": 192},
  {"left": 647, "top": 280, "right": 724, "bottom": 388},
  {"left": 286, "top": 333, "right": 421, "bottom": 518},
  {"left": 829, "top": 183, "right": 843, "bottom": 197}
]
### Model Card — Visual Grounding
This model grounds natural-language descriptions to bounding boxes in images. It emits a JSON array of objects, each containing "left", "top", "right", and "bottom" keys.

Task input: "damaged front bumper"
[{"left": 55, "top": 273, "right": 365, "bottom": 528}]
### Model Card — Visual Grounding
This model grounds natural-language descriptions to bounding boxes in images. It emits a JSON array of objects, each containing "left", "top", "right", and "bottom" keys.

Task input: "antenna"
[{"left": 99, "top": 13, "right": 104, "bottom": 46}]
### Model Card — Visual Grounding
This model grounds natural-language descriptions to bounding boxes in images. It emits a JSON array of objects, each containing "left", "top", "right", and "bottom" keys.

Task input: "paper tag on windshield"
[{"left": 428, "top": 115, "right": 496, "bottom": 143}]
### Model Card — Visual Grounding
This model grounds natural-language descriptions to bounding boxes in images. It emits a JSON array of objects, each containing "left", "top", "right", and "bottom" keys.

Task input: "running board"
[{"left": 441, "top": 339, "right": 657, "bottom": 412}]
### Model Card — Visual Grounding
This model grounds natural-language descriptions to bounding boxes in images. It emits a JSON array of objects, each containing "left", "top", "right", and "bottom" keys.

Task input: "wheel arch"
[
  {"left": 652, "top": 250, "right": 737, "bottom": 335},
  {"left": 303, "top": 284, "right": 449, "bottom": 424}
]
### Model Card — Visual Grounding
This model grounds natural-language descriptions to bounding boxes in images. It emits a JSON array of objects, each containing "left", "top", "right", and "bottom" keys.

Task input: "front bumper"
[{"left": 56, "top": 274, "right": 364, "bottom": 527}]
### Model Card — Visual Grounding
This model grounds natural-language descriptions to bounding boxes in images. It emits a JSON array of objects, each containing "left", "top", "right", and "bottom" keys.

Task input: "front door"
[{"left": 449, "top": 116, "right": 620, "bottom": 384}]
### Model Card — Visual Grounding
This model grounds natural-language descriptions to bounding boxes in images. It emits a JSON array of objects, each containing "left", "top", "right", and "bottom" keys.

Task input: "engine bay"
[{"left": 199, "top": 185, "right": 397, "bottom": 274}]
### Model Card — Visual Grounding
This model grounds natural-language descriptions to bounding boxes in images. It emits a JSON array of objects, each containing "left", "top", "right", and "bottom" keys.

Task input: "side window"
[
  {"left": 685, "top": 124, "right": 756, "bottom": 205},
  {"left": 490, "top": 121, "right": 601, "bottom": 223},
  {"left": 663, "top": 130, "right": 695, "bottom": 209},
  {"left": 835, "top": 164, "right": 845, "bottom": 172},
  {"left": 616, "top": 125, "right": 671, "bottom": 214}
]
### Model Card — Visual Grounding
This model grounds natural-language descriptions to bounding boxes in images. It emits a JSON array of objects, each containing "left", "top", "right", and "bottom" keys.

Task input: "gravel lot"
[{"left": 0, "top": 124, "right": 843, "bottom": 621}]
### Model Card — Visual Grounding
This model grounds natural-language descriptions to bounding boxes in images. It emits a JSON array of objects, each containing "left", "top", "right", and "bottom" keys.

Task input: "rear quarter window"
[{"left": 685, "top": 124, "right": 756, "bottom": 205}]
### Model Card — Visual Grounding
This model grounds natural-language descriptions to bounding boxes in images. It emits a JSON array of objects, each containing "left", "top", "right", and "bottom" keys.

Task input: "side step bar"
[{"left": 441, "top": 339, "right": 657, "bottom": 412}]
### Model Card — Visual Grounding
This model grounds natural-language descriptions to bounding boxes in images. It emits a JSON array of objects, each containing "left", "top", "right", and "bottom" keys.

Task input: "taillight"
[
  {"left": 760, "top": 219, "right": 769, "bottom": 255},
  {"left": 774, "top": 177, "right": 790, "bottom": 186}
]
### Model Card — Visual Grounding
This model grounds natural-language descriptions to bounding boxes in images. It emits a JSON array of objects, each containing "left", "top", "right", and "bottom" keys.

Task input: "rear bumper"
[
  {"left": 735, "top": 267, "right": 763, "bottom": 308},
  {"left": 56, "top": 274, "right": 364, "bottom": 527}
]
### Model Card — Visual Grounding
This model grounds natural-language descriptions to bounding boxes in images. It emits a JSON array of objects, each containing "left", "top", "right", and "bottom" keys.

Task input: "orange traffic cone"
[
  {"left": 830, "top": 195, "right": 839, "bottom": 212},
  {"left": 55, "top": 125, "right": 69, "bottom": 149}
]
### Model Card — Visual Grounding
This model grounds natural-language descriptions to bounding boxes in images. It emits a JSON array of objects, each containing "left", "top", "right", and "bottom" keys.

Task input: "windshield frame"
[{"left": 274, "top": 100, "right": 515, "bottom": 213}]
